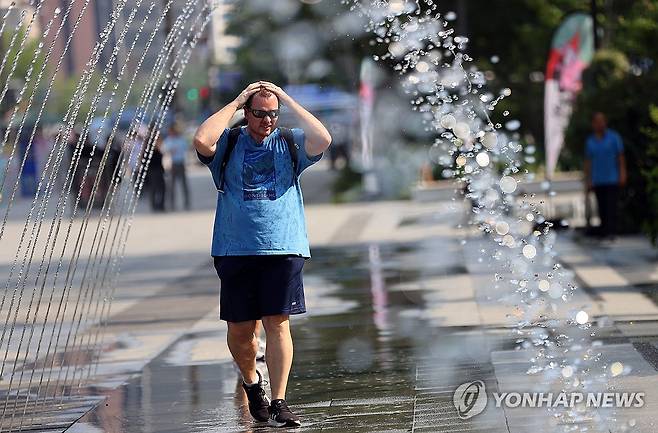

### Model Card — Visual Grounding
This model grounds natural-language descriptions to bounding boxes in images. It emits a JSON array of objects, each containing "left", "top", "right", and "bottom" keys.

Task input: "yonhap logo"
[{"left": 453, "top": 381, "right": 487, "bottom": 419}]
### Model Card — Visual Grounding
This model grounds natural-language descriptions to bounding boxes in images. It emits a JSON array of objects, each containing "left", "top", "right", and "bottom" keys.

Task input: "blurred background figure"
[
  {"left": 103, "top": 127, "right": 123, "bottom": 198},
  {"left": 584, "top": 112, "right": 627, "bottom": 240},
  {"left": 148, "top": 133, "right": 166, "bottom": 212},
  {"left": 33, "top": 125, "right": 50, "bottom": 178},
  {"left": 18, "top": 124, "right": 38, "bottom": 198},
  {"left": 126, "top": 125, "right": 149, "bottom": 178},
  {"left": 163, "top": 123, "right": 191, "bottom": 211},
  {"left": 67, "top": 125, "right": 94, "bottom": 209},
  {"left": 328, "top": 121, "right": 350, "bottom": 170}
]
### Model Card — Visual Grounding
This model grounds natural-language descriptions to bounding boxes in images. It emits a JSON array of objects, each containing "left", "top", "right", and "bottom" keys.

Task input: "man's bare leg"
[
  {"left": 227, "top": 320, "right": 258, "bottom": 384},
  {"left": 261, "top": 314, "right": 293, "bottom": 400}
]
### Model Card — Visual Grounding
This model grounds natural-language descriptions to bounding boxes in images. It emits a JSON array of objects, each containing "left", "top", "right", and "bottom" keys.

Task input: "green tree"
[{"left": 0, "top": 26, "right": 47, "bottom": 119}]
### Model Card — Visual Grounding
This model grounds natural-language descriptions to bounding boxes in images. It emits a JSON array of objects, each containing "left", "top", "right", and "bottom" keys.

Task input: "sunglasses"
[{"left": 247, "top": 108, "right": 279, "bottom": 118}]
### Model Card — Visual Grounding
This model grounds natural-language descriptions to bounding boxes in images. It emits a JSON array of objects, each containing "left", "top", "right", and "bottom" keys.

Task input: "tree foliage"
[
  {"left": 564, "top": 0, "right": 658, "bottom": 240},
  {"left": 0, "top": 27, "right": 46, "bottom": 120}
]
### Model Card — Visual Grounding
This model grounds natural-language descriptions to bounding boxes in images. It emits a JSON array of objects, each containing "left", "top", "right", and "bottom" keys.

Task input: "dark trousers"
[
  {"left": 593, "top": 184, "right": 619, "bottom": 237},
  {"left": 149, "top": 168, "right": 166, "bottom": 211},
  {"left": 168, "top": 162, "right": 190, "bottom": 210}
]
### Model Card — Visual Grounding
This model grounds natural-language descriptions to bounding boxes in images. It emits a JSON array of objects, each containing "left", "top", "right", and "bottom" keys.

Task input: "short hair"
[
  {"left": 245, "top": 88, "right": 280, "bottom": 109},
  {"left": 592, "top": 111, "right": 607, "bottom": 121}
]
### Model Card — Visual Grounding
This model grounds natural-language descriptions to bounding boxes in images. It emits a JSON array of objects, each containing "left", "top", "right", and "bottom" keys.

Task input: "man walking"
[
  {"left": 163, "top": 123, "right": 191, "bottom": 210},
  {"left": 193, "top": 81, "right": 331, "bottom": 428},
  {"left": 584, "top": 112, "right": 627, "bottom": 239}
]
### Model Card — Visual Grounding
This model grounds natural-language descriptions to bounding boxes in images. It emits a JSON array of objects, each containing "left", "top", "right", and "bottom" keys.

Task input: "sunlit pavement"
[{"left": 3, "top": 163, "right": 658, "bottom": 432}]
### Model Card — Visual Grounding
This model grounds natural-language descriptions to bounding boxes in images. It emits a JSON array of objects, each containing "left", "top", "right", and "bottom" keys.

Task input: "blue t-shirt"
[
  {"left": 163, "top": 135, "right": 189, "bottom": 164},
  {"left": 198, "top": 126, "right": 321, "bottom": 257},
  {"left": 586, "top": 129, "right": 623, "bottom": 186}
]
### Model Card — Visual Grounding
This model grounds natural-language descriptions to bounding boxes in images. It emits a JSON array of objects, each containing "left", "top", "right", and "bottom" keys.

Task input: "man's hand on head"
[
  {"left": 234, "top": 82, "right": 263, "bottom": 109},
  {"left": 256, "top": 81, "right": 332, "bottom": 155},
  {"left": 258, "top": 82, "right": 292, "bottom": 105}
]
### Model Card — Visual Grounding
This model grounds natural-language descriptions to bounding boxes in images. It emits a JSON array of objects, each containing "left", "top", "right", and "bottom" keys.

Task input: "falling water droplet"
[
  {"left": 495, "top": 221, "right": 509, "bottom": 235},
  {"left": 610, "top": 362, "right": 624, "bottom": 377},
  {"left": 415, "top": 61, "right": 430, "bottom": 73},
  {"left": 505, "top": 120, "right": 521, "bottom": 131},
  {"left": 454, "top": 122, "right": 470, "bottom": 139},
  {"left": 481, "top": 131, "right": 497, "bottom": 149},
  {"left": 499, "top": 176, "right": 517, "bottom": 194},
  {"left": 444, "top": 11, "right": 457, "bottom": 21},
  {"left": 475, "top": 152, "right": 489, "bottom": 167},
  {"left": 522, "top": 245, "right": 536, "bottom": 259},
  {"left": 575, "top": 311, "right": 589, "bottom": 325},
  {"left": 440, "top": 114, "right": 456, "bottom": 129}
]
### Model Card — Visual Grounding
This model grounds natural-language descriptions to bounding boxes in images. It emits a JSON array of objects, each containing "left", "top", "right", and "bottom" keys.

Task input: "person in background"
[
  {"left": 163, "top": 123, "right": 191, "bottom": 210},
  {"left": 328, "top": 121, "right": 350, "bottom": 170},
  {"left": 584, "top": 112, "right": 627, "bottom": 240},
  {"left": 148, "top": 133, "right": 166, "bottom": 212}
]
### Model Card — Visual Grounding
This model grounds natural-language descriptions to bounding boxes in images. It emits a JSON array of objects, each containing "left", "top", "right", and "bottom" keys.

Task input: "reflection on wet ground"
[{"left": 74, "top": 237, "right": 503, "bottom": 432}]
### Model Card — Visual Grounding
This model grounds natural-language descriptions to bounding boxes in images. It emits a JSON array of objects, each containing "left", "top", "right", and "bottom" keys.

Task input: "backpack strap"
[
  {"left": 279, "top": 127, "right": 298, "bottom": 177},
  {"left": 217, "top": 127, "right": 241, "bottom": 193}
]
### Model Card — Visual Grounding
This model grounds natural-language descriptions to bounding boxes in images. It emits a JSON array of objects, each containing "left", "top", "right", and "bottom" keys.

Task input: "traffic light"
[{"left": 186, "top": 88, "right": 199, "bottom": 101}]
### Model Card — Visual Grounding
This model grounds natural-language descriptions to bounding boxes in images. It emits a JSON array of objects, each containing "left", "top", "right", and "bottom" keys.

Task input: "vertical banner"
[
  {"left": 544, "top": 13, "right": 594, "bottom": 179},
  {"left": 359, "top": 58, "right": 379, "bottom": 195}
]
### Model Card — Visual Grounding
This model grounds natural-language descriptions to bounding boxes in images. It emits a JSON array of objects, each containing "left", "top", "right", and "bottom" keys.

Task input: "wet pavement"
[
  {"left": 56, "top": 233, "right": 496, "bottom": 432},
  {"left": 71, "top": 240, "right": 457, "bottom": 432}
]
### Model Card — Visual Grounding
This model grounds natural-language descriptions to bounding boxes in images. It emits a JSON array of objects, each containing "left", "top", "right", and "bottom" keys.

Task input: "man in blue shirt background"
[
  {"left": 163, "top": 123, "right": 191, "bottom": 210},
  {"left": 193, "top": 81, "right": 331, "bottom": 428},
  {"left": 584, "top": 112, "right": 627, "bottom": 239}
]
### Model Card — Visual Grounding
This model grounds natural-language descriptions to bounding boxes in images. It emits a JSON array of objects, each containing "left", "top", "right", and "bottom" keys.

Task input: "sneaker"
[
  {"left": 268, "top": 399, "right": 301, "bottom": 428},
  {"left": 242, "top": 370, "right": 270, "bottom": 422}
]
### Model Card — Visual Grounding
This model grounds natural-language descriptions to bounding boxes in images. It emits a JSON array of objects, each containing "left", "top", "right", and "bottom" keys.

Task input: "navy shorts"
[{"left": 213, "top": 255, "right": 306, "bottom": 322}]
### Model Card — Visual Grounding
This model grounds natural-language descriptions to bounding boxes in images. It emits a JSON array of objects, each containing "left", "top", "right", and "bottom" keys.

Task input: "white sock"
[{"left": 243, "top": 376, "right": 258, "bottom": 387}]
